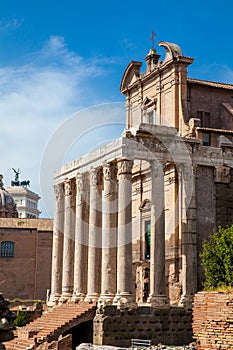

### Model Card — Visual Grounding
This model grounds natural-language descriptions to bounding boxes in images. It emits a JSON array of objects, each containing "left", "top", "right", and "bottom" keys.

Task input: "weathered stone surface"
[{"left": 94, "top": 306, "right": 193, "bottom": 347}]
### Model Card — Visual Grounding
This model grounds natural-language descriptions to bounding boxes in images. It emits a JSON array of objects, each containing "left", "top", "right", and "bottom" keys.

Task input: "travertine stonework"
[{"left": 49, "top": 39, "right": 233, "bottom": 344}]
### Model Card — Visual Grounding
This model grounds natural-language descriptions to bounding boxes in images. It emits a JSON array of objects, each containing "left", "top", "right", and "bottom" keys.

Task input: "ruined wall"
[
  {"left": 193, "top": 292, "right": 233, "bottom": 349},
  {"left": 94, "top": 306, "right": 193, "bottom": 347},
  {"left": 215, "top": 168, "right": 233, "bottom": 228}
]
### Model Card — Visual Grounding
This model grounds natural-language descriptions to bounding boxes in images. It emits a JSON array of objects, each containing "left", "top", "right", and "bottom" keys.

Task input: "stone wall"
[
  {"left": 193, "top": 292, "right": 233, "bottom": 349},
  {"left": 196, "top": 166, "right": 216, "bottom": 291},
  {"left": 93, "top": 306, "right": 193, "bottom": 347},
  {"left": 36, "top": 334, "right": 72, "bottom": 349},
  {"left": 215, "top": 169, "right": 233, "bottom": 228}
]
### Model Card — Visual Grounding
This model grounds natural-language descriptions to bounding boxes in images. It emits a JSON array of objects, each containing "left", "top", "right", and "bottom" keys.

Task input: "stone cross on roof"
[{"left": 149, "top": 30, "right": 156, "bottom": 49}]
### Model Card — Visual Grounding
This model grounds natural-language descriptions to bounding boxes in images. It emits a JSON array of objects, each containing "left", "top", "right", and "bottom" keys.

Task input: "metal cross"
[{"left": 149, "top": 30, "right": 156, "bottom": 49}]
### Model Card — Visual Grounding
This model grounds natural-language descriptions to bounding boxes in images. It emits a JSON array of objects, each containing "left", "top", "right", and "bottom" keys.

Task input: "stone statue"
[
  {"left": 0, "top": 175, "right": 3, "bottom": 189},
  {"left": 12, "top": 168, "right": 20, "bottom": 183}
]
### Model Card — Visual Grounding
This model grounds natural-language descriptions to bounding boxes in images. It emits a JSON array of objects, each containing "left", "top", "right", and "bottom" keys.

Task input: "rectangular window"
[
  {"left": 203, "top": 132, "right": 210, "bottom": 146},
  {"left": 145, "top": 220, "right": 151, "bottom": 259},
  {"left": 187, "top": 86, "right": 191, "bottom": 101},
  {"left": 1, "top": 241, "right": 14, "bottom": 258},
  {"left": 197, "top": 111, "right": 210, "bottom": 127}
]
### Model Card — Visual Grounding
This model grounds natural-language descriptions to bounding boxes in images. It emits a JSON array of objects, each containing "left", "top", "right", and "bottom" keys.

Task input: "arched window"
[{"left": 1, "top": 241, "right": 15, "bottom": 258}]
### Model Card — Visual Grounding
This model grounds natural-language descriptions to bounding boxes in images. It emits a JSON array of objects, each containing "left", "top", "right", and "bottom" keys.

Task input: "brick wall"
[
  {"left": 193, "top": 292, "right": 233, "bottom": 349},
  {"left": 0, "top": 218, "right": 53, "bottom": 300},
  {"left": 94, "top": 305, "right": 193, "bottom": 347}
]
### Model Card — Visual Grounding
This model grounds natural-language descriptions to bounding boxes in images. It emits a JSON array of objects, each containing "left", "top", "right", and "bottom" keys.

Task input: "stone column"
[
  {"left": 98, "top": 163, "right": 117, "bottom": 306},
  {"left": 113, "top": 159, "right": 136, "bottom": 308},
  {"left": 179, "top": 164, "right": 197, "bottom": 308},
  {"left": 85, "top": 168, "right": 102, "bottom": 302},
  {"left": 50, "top": 183, "right": 64, "bottom": 305},
  {"left": 148, "top": 161, "right": 169, "bottom": 307},
  {"left": 60, "top": 178, "right": 75, "bottom": 302},
  {"left": 72, "top": 173, "right": 88, "bottom": 301}
]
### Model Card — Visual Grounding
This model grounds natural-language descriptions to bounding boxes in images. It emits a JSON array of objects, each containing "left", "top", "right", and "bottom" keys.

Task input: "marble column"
[
  {"left": 113, "top": 159, "right": 136, "bottom": 308},
  {"left": 148, "top": 161, "right": 169, "bottom": 307},
  {"left": 98, "top": 163, "right": 117, "bottom": 306},
  {"left": 72, "top": 173, "right": 88, "bottom": 301},
  {"left": 85, "top": 168, "right": 102, "bottom": 302},
  {"left": 60, "top": 178, "right": 75, "bottom": 302},
  {"left": 179, "top": 164, "right": 197, "bottom": 308},
  {"left": 50, "top": 183, "right": 64, "bottom": 305}
]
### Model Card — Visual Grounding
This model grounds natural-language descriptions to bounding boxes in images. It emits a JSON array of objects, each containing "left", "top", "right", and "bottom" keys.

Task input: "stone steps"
[{"left": 3, "top": 301, "right": 96, "bottom": 350}]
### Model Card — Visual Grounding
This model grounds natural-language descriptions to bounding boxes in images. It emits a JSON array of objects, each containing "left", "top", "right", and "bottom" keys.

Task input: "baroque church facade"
[{"left": 50, "top": 40, "right": 233, "bottom": 310}]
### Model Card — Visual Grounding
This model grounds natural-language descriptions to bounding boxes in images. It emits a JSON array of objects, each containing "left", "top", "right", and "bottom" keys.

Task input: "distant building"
[
  {"left": 6, "top": 186, "right": 41, "bottom": 218},
  {"left": 0, "top": 174, "right": 52, "bottom": 301}
]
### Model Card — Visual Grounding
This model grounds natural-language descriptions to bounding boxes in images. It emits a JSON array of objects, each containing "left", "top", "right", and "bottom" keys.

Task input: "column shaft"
[
  {"left": 61, "top": 179, "right": 75, "bottom": 301},
  {"left": 72, "top": 173, "right": 88, "bottom": 300},
  {"left": 85, "top": 168, "right": 102, "bottom": 301},
  {"left": 99, "top": 163, "right": 117, "bottom": 306},
  {"left": 148, "top": 161, "right": 169, "bottom": 307},
  {"left": 179, "top": 165, "right": 197, "bottom": 308},
  {"left": 114, "top": 159, "right": 136, "bottom": 308},
  {"left": 50, "top": 183, "right": 64, "bottom": 304}
]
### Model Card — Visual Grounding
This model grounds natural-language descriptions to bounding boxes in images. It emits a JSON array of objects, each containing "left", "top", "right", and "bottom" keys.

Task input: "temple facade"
[{"left": 49, "top": 41, "right": 233, "bottom": 310}]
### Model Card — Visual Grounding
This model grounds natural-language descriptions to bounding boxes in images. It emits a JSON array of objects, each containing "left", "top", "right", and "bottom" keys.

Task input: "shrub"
[
  {"left": 14, "top": 310, "right": 29, "bottom": 327},
  {"left": 200, "top": 225, "right": 233, "bottom": 289}
]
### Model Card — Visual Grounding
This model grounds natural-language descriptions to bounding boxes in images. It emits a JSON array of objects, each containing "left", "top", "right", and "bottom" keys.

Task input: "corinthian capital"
[
  {"left": 90, "top": 167, "right": 102, "bottom": 186},
  {"left": 76, "top": 173, "right": 85, "bottom": 193},
  {"left": 117, "top": 159, "right": 133, "bottom": 176},
  {"left": 103, "top": 163, "right": 117, "bottom": 181},
  {"left": 54, "top": 183, "right": 64, "bottom": 201},
  {"left": 64, "top": 179, "right": 72, "bottom": 196}
]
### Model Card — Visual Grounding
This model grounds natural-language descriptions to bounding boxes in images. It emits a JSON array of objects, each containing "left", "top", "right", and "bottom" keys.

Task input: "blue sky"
[{"left": 1, "top": 0, "right": 233, "bottom": 217}]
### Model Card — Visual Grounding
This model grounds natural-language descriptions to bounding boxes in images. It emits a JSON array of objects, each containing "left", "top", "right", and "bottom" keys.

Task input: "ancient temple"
[{"left": 49, "top": 40, "right": 233, "bottom": 312}]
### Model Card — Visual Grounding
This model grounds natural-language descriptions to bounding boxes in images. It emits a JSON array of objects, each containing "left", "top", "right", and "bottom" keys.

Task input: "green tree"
[
  {"left": 14, "top": 310, "right": 29, "bottom": 327},
  {"left": 200, "top": 225, "right": 233, "bottom": 289}
]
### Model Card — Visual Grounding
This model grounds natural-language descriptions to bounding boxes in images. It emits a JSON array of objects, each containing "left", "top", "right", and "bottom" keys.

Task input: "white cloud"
[
  {"left": 0, "top": 18, "right": 24, "bottom": 31},
  {"left": 189, "top": 63, "right": 233, "bottom": 84},
  {"left": 41, "top": 35, "right": 83, "bottom": 67},
  {"left": 0, "top": 36, "right": 124, "bottom": 217}
]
